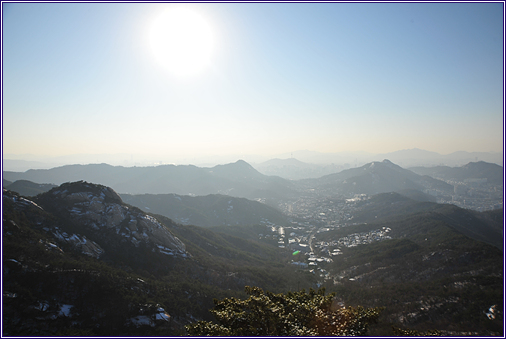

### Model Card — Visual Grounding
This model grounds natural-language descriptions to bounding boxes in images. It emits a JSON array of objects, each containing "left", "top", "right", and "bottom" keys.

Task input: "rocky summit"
[{"left": 30, "top": 181, "right": 187, "bottom": 259}]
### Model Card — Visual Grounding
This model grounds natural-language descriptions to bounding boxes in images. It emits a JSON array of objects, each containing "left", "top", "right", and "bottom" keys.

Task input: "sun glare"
[{"left": 149, "top": 8, "right": 214, "bottom": 77}]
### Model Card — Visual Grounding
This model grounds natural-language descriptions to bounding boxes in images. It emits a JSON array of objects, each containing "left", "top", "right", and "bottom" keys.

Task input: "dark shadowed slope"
[
  {"left": 3, "top": 178, "right": 13, "bottom": 187},
  {"left": 2, "top": 181, "right": 317, "bottom": 335},
  {"left": 350, "top": 192, "right": 503, "bottom": 249},
  {"left": 120, "top": 193, "right": 291, "bottom": 227},
  {"left": 4, "top": 180, "right": 57, "bottom": 196},
  {"left": 396, "top": 188, "right": 437, "bottom": 202}
]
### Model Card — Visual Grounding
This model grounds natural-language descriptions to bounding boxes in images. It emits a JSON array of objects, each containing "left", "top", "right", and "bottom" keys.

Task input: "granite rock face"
[
  {"left": 52, "top": 229, "right": 104, "bottom": 258},
  {"left": 47, "top": 181, "right": 187, "bottom": 256},
  {"left": 4, "top": 181, "right": 187, "bottom": 259}
]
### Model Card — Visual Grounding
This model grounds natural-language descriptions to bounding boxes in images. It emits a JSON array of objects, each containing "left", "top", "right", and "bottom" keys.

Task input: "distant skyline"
[
  {"left": 2, "top": 2, "right": 504, "bottom": 163},
  {"left": 3, "top": 148, "right": 503, "bottom": 173}
]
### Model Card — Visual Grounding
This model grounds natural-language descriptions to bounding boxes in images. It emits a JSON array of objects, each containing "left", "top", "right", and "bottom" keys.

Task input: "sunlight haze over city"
[{"left": 2, "top": 2, "right": 504, "bottom": 166}]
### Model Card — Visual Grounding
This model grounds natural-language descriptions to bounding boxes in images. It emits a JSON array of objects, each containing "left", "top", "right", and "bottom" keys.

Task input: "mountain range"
[
  {"left": 2, "top": 175, "right": 503, "bottom": 335},
  {"left": 4, "top": 159, "right": 501, "bottom": 211},
  {"left": 3, "top": 160, "right": 296, "bottom": 201},
  {"left": 251, "top": 150, "right": 503, "bottom": 180},
  {"left": 270, "top": 148, "right": 502, "bottom": 167},
  {"left": 311, "top": 192, "right": 503, "bottom": 335},
  {"left": 2, "top": 181, "right": 315, "bottom": 335},
  {"left": 409, "top": 161, "right": 504, "bottom": 186},
  {"left": 349, "top": 192, "right": 503, "bottom": 249},
  {"left": 4, "top": 148, "right": 502, "bottom": 173}
]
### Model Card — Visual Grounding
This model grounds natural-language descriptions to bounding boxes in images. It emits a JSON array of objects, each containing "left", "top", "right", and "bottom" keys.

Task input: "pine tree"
[{"left": 185, "top": 286, "right": 383, "bottom": 336}]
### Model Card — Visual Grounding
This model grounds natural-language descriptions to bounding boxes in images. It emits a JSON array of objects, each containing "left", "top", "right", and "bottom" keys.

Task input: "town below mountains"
[
  {"left": 2, "top": 158, "right": 504, "bottom": 336},
  {"left": 4, "top": 158, "right": 503, "bottom": 212}
]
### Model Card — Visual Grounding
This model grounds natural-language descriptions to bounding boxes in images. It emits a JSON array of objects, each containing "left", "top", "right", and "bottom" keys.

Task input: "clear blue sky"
[{"left": 2, "top": 2, "right": 504, "bottom": 162}]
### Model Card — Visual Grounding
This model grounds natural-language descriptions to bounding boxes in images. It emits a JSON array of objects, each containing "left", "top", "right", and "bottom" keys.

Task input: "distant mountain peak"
[
  {"left": 234, "top": 159, "right": 253, "bottom": 167},
  {"left": 212, "top": 159, "right": 254, "bottom": 170},
  {"left": 317, "top": 158, "right": 454, "bottom": 196},
  {"left": 210, "top": 160, "right": 264, "bottom": 179},
  {"left": 368, "top": 159, "right": 397, "bottom": 170}
]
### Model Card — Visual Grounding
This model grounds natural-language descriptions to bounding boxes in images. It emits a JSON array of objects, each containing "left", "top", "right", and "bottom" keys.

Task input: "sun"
[{"left": 149, "top": 7, "right": 214, "bottom": 77}]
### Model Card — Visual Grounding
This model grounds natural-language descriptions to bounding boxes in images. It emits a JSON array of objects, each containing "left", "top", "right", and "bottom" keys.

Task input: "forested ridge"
[{"left": 2, "top": 181, "right": 503, "bottom": 336}]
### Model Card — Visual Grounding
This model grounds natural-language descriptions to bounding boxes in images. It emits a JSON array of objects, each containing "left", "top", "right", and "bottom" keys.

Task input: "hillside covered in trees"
[{"left": 2, "top": 178, "right": 503, "bottom": 336}]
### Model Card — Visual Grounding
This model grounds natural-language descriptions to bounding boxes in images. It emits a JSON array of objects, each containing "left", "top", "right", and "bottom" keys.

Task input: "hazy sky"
[{"left": 3, "top": 2, "right": 504, "bottom": 162}]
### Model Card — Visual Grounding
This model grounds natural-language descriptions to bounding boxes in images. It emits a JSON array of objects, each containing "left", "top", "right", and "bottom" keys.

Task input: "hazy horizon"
[
  {"left": 3, "top": 2, "right": 504, "bottom": 165},
  {"left": 3, "top": 147, "right": 503, "bottom": 173}
]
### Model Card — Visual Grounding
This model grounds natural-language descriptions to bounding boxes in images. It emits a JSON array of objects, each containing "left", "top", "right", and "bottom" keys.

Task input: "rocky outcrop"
[
  {"left": 1, "top": 181, "right": 187, "bottom": 260},
  {"left": 44, "top": 181, "right": 187, "bottom": 257},
  {"left": 52, "top": 228, "right": 104, "bottom": 258}
]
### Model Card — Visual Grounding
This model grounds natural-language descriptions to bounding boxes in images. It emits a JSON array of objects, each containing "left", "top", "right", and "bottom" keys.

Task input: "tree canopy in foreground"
[{"left": 185, "top": 286, "right": 382, "bottom": 336}]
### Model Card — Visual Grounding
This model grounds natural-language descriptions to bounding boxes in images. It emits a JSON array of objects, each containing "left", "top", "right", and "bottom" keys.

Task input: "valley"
[
  {"left": 2, "top": 159, "right": 504, "bottom": 336},
  {"left": 4, "top": 1, "right": 503, "bottom": 336}
]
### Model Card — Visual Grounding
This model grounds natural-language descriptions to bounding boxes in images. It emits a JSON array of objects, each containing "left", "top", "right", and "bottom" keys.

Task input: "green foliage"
[
  {"left": 185, "top": 286, "right": 383, "bottom": 336},
  {"left": 3, "top": 189, "right": 317, "bottom": 335},
  {"left": 5, "top": 184, "right": 503, "bottom": 336}
]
